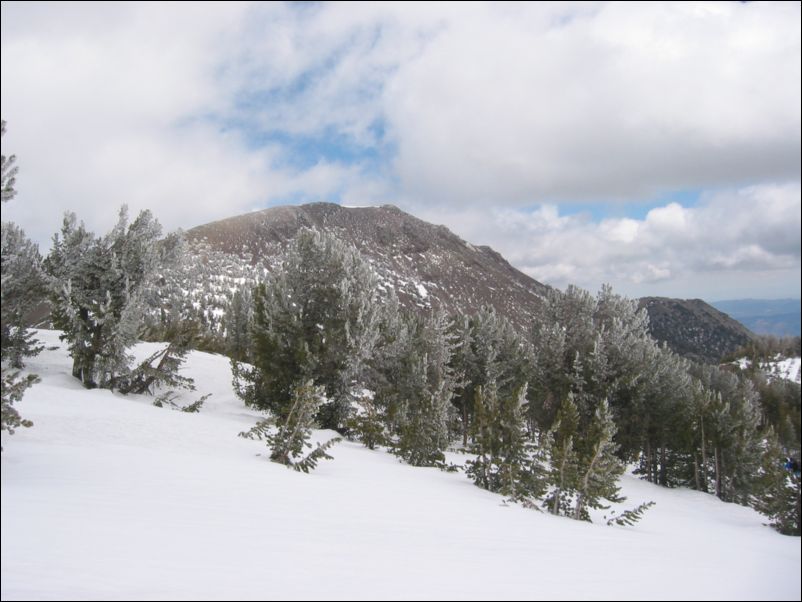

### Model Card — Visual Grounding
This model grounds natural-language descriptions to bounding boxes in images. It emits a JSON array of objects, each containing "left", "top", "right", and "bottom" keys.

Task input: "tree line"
[{"left": 2, "top": 120, "right": 799, "bottom": 534}]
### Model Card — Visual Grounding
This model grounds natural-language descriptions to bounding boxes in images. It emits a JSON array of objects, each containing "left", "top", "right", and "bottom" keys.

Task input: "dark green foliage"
[
  {"left": 466, "top": 383, "right": 546, "bottom": 502},
  {"left": 119, "top": 323, "right": 198, "bottom": 395},
  {"left": 1, "top": 222, "right": 46, "bottom": 369},
  {"left": 238, "top": 417, "right": 273, "bottom": 441},
  {"left": 267, "top": 380, "right": 326, "bottom": 465},
  {"left": 46, "top": 207, "right": 163, "bottom": 389},
  {"left": 237, "top": 229, "right": 380, "bottom": 431},
  {"left": 573, "top": 399, "right": 626, "bottom": 521},
  {"left": 293, "top": 437, "right": 342, "bottom": 473},
  {"left": 544, "top": 394, "right": 581, "bottom": 516},
  {"left": 1, "top": 124, "right": 41, "bottom": 450},
  {"left": 346, "top": 391, "right": 387, "bottom": 450},
  {"left": 754, "top": 432, "right": 801, "bottom": 536},
  {"left": 153, "top": 391, "right": 210, "bottom": 413},
  {"left": 384, "top": 311, "right": 456, "bottom": 467},
  {"left": 606, "top": 501, "right": 656, "bottom": 527},
  {"left": 450, "top": 307, "right": 531, "bottom": 446},
  {"left": 240, "top": 380, "right": 340, "bottom": 472},
  {"left": 224, "top": 287, "right": 254, "bottom": 362},
  {"left": 1, "top": 370, "right": 38, "bottom": 450}
]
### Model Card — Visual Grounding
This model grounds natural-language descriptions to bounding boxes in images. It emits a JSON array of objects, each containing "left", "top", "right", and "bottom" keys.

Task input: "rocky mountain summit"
[{"left": 188, "top": 202, "right": 550, "bottom": 329}]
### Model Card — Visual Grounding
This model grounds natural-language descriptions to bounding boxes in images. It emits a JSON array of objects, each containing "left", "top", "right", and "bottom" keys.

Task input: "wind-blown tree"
[
  {"left": 390, "top": 310, "right": 458, "bottom": 467},
  {"left": 528, "top": 286, "right": 596, "bottom": 432},
  {"left": 1, "top": 120, "right": 42, "bottom": 448},
  {"left": 239, "top": 379, "right": 341, "bottom": 473},
  {"left": 450, "top": 306, "right": 531, "bottom": 446},
  {"left": 544, "top": 393, "right": 581, "bottom": 516},
  {"left": 45, "top": 207, "right": 163, "bottom": 389},
  {"left": 224, "top": 287, "right": 254, "bottom": 362},
  {"left": 235, "top": 228, "right": 381, "bottom": 431},
  {"left": 573, "top": 398, "right": 626, "bottom": 521},
  {"left": 466, "top": 382, "right": 546, "bottom": 501},
  {"left": 1, "top": 222, "right": 46, "bottom": 368},
  {"left": 689, "top": 364, "right": 765, "bottom": 502},
  {"left": 755, "top": 428, "right": 801, "bottom": 536}
]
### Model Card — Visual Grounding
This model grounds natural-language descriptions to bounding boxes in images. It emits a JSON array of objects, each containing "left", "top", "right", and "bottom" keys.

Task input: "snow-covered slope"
[
  {"left": 735, "top": 355, "right": 802, "bottom": 384},
  {"left": 2, "top": 331, "right": 800, "bottom": 601}
]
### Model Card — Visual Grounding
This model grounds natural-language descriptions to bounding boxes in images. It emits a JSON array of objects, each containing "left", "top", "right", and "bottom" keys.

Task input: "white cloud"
[
  {"left": 417, "top": 182, "right": 801, "bottom": 299},
  {"left": 1, "top": 1, "right": 800, "bottom": 299},
  {"left": 384, "top": 2, "right": 800, "bottom": 204},
  {"left": 1, "top": 2, "right": 376, "bottom": 245}
]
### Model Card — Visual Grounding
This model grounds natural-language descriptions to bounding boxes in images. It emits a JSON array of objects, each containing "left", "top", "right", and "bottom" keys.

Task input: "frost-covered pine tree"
[
  {"left": 237, "top": 228, "right": 380, "bottom": 431},
  {"left": 545, "top": 393, "right": 581, "bottom": 516},
  {"left": 1, "top": 222, "right": 45, "bottom": 368},
  {"left": 1, "top": 122, "right": 41, "bottom": 448},
  {"left": 393, "top": 311, "right": 456, "bottom": 467},
  {"left": 45, "top": 207, "right": 163, "bottom": 389},
  {"left": 239, "top": 379, "right": 341, "bottom": 472},
  {"left": 573, "top": 398, "right": 625, "bottom": 521},
  {"left": 224, "top": 287, "right": 253, "bottom": 362},
  {"left": 755, "top": 429, "right": 801, "bottom": 536},
  {"left": 451, "top": 306, "right": 530, "bottom": 446},
  {"left": 466, "top": 382, "right": 545, "bottom": 500}
]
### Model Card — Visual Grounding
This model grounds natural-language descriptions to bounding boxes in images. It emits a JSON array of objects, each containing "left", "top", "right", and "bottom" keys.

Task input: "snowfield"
[{"left": 2, "top": 330, "right": 800, "bottom": 601}]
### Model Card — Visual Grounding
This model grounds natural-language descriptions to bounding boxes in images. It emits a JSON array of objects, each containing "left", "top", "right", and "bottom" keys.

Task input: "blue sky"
[{"left": 1, "top": 1, "right": 799, "bottom": 301}]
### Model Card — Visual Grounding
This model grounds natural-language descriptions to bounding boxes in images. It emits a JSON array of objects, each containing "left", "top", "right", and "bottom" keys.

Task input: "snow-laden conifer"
[
  {"left": 235, "top": 228, "right": 381, "bottom": 431},
  {"left": 46, "top": 207, "right": 163, "bottom": 389}
]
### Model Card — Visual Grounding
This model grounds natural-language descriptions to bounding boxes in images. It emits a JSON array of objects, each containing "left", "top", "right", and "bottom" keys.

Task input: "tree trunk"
[
  {"left": 462, "top": 401, "right": 469, "bottom": 447},
  {"left": 714, "top": 447, "right": 722, "bottom": 499},
  {"left": 645, "top": 440, "right": 655, "bottom": 484},
  {"left": 700, "top": 415, "right": 708, "bottom": 493}
]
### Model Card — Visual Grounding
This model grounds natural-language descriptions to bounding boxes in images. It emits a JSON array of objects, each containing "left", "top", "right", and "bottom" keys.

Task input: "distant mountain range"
[{"left": 710, "top": 299, "right": 801, "bottom": 338}]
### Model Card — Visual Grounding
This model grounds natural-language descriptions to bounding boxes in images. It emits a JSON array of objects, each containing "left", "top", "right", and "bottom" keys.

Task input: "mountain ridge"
[
  {"left": 188, "top": 202, "right": 550, "bottom": 329},
  {"left": 638, "top": 296, "right": 757, "bottom": 363},
  {"left": 187, "top": 202, "right": 756, "bottom": 363}
]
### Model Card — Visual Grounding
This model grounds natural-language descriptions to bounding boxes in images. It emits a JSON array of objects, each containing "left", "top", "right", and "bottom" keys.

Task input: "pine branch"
[
  {"left": 293, "top": 437, "right": 342, "bottom": 473},
  {"left": 606, "top": 501, "right": 655, "bottom": 527}
]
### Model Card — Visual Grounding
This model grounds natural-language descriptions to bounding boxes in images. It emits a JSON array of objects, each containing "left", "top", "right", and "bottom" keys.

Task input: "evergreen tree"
[
  {"left": 544, "top": 393, "right": 581, "bottom": 516},
  {"left": 346, "top": 389, "right": 386, "bottom": 450},
  {"left": 45, "top": 207, "right": 163, "bottom": 389},
  {"left": 393, "top": 311, "right": 456, "bottom": 467},
  {"left": 239, "top": 379, "right": 341, "bottom": 472},
  {"left": 119, "top": 321, "right": 198, "bottom": 396},
  {"left": 452, "top": 307, "right": 530, "bottom": 446},
  {"left": 573, "top": 398, "right": 626, "bottom": 521},
  {"left": 1, "top": 370, "right": 38, "bottom": 451},
  {"left": 1, "top": 222, "right": 45, "bottom": 368},
  {"left": 224, "top": 287, "right": 253, "bottom": 362},
  {"left": 755, "top": 429, "right": 801, "bottom": 536},
  {"left": 466, "top": 382, "right": 545, "bottom": 501},
  {"left": 1, "top": 121, "right": 41, "bottom": 449},
  {"left": 236, "top": 228, "right": 380, "bottom": 431}
]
